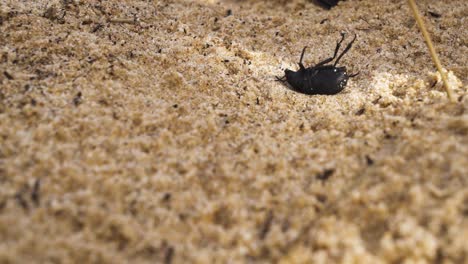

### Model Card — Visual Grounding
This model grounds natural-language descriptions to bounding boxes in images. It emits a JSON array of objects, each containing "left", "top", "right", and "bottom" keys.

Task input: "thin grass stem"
[{"left": 408, "top": 0, "right": 455, "bottom": 102}]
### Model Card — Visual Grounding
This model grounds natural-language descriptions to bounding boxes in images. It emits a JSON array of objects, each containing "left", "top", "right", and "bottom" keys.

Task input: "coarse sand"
[{"left": 0, "top": 0, "right": 467, "bottom": 263}]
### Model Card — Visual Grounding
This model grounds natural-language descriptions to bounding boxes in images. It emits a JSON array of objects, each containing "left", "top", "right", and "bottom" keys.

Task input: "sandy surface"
[{"left": 0, "top": 0, "right": 467, "bottom": 263}]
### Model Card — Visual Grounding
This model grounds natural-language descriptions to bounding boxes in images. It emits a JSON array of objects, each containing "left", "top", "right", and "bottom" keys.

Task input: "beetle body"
[
  {"left": 277, "top": 33, "right": 358, "bottom": 95},
  {"left": 284, "top": 66, "right": 349, "bottom": 95}
]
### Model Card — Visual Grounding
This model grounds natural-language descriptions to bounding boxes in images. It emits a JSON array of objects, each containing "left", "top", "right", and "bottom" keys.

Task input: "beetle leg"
[
  {"left": 298, "top": 47, "right": 307, "bottom": 70},
  {"left": 314, "top": 32, "right": 346, "bottom": 68},
  {"left": 334, "top": 34, "right": 357, "bottom": 66}
]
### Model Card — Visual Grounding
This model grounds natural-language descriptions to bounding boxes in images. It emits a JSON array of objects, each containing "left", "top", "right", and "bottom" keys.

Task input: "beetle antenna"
[
  {"left": 298, "top": 47, "right": 307, "bottom": 69},
  {"left": 334, "top": 34, "right": 357, "bottom": 66},
  {"left": 349, "top": 71, "right": 360, "bottom": 78},
  {"left": 275, "top": 75, "right": 287, "bottom": 82}
]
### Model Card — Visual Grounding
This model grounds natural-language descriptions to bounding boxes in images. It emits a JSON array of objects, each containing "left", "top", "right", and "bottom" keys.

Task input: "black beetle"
[
  {"left": 316, "top": 0, "right": 341, "bottom": 9},
  {"left": 276, "top": 33, "right": 358, "bottom": 95}
]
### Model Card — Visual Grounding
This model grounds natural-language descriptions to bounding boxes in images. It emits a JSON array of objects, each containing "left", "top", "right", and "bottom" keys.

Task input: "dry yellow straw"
[{"left": 407, "top": 0, "right": 455, "bottom": 102}]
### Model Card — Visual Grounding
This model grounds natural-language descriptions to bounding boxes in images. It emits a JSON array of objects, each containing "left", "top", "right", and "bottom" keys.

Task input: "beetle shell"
[{"left": 285, "top": 66, "right": 349, "bottom": 95}]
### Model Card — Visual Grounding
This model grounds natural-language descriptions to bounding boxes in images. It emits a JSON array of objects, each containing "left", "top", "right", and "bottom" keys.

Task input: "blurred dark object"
[
  {"left": 427, "top": 11, "right": 442, "bottom": 18},
  {"left": 315, "top": 0, "right": 341, "bottom": 9}
]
